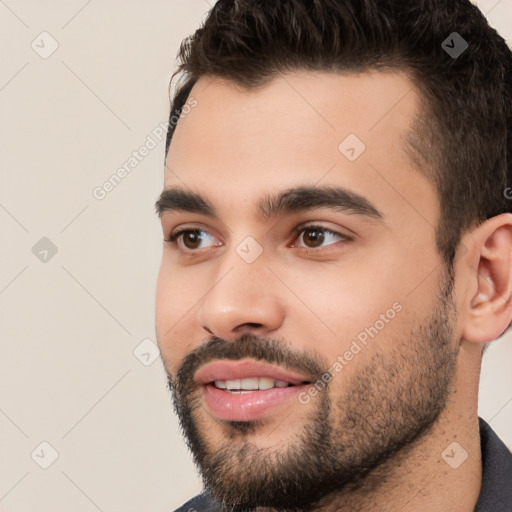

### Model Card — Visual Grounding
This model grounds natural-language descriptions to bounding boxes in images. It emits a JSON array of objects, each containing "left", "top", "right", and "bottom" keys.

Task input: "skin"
[{"left": 155, "top": 70, "right": 512, "bottom": 511}]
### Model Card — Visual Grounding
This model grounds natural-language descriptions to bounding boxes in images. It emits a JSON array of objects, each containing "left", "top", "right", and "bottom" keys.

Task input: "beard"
[{"left": 167, "top": 268, "right": 459, "bottom": 511}]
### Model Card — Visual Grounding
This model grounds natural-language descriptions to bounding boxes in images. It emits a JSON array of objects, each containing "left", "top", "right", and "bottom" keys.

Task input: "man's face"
[{"left": 155, "top": 71, "right": 460, "bottom": 508}]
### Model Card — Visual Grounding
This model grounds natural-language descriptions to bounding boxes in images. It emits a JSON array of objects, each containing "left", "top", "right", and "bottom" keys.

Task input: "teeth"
[
  {"left": 213, "top": 377, "right": 291, "bottom": 390},
  {"left": 258, "top": 377, "right": 274, "bottom": 390},
  {"left": 240, "top": 377, "right": 259, "bottom": 390},
  {"left": 225, "top": 379, "right": 241, "bottom": 390}
]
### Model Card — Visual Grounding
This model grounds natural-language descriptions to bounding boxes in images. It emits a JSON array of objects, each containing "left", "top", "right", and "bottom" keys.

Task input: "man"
[{"left": 154, "top": 0, "right": 512, "bottom": 510}]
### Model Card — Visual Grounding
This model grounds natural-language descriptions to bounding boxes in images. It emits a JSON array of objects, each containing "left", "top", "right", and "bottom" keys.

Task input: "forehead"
[{"left": 164, "top": 70, "right": 437, "bottom": 229}]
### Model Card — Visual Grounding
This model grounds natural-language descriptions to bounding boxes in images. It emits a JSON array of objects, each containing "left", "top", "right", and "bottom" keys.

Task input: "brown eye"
[
  {"left": 167, "top": 229, "right": 218, "bottom": 251},
  {"left": 181, "top": 230, "right": 203, "bottom": 249},
  {"left": 302, "top": 228, "right": 325, "bottom": 248},
  {"left": 295, "top": 226, "right": 345, "bottom": 249}
]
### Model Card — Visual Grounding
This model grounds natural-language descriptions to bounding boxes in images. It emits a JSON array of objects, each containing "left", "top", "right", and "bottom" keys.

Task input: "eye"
[
  {"left": 165, "top": 228, "right": 220, "bottom": 251},
  {"left": 164, "top": 224, "right": 349, "bottom": 253},
  {"left": 293, "top": 225, "right": 347, "bottom": 249}
]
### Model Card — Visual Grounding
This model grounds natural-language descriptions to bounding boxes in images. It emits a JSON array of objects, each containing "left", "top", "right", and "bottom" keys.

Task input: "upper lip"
[{"left": 195, "top": 360, "right": 312, "bottom": 386}]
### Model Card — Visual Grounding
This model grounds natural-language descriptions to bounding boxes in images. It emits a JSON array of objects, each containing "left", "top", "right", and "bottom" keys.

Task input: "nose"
[{"left": 196, "top": 255, "right": 286, "bottom": 340}]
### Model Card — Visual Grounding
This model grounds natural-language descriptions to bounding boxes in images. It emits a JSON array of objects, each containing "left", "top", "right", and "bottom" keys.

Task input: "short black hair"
[{"left": 165, "top": 0, "right": 512, "bottom": 267}]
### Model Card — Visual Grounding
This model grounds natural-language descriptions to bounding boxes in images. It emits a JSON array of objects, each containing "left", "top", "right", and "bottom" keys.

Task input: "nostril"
[{"left": 243, "top": 323, "right": 263, "bottom": 329}]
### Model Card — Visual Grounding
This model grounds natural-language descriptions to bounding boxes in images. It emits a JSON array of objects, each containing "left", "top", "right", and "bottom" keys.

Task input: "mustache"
[{"left": 168, "top": 333, "right": 327, "bottom": 393}]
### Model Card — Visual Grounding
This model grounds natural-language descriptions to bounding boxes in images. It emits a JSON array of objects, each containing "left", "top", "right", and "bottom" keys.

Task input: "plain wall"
[{"left": 0, "top": 1, "right": 511, "bottom": 510}]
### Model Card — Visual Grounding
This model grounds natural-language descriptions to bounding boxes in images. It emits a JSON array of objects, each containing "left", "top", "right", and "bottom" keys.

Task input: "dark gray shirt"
[{"left": 175, "top": 417, "right": 512, "bottom": 511}]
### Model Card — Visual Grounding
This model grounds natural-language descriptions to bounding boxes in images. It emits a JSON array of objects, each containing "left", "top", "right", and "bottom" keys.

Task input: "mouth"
[
  {"left": 195, "top": 360, "right": 314, "bottom": 421},
  {"left": 211, "top": 376, "right": 306, "bottom": 393}
]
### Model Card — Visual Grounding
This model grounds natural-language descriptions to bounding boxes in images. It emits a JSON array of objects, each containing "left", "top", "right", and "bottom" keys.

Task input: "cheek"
[
  {"left": 289, "top": 255, "right": 394, "bottom": 320},
  {"left": 155, "top": 256, "right": 199, "bottom": 321},
  {"left": 279, "top": 262, "right": 389, "bottom": 364},
  {"left": 285, "top": 249, "right": 431, "bottom": 358},
  {"left": 155, "top": 260, "right": 197, "bottom": 371}
]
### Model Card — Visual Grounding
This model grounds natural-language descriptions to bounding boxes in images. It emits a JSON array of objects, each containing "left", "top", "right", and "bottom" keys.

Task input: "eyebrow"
[{"left": 155, "top": 185, "right": 384, "bottom": 223}]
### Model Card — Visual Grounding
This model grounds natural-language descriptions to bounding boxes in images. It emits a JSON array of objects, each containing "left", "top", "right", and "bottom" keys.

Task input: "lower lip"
[{"left": 202, "top": 383, "right": 309, "bottom": 421}]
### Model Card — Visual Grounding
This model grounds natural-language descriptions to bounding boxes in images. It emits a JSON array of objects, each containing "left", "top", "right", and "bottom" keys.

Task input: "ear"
[{"left": 462, "top": 213, "right": 512, "bottom": 343}]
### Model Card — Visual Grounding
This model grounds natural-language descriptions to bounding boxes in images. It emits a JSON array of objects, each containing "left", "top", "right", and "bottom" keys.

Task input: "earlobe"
[{"left": 462, "top": 214, "right": 512, "bottom": 343}]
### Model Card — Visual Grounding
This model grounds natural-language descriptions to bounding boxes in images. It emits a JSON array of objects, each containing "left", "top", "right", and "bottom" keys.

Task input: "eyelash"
[{"left": 164, "top": 224, "right": 350, "bottom": 252}]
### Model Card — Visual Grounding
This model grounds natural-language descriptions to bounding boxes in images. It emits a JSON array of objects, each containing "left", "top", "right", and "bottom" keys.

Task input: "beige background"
[{"left": 0, "top": 1, "right": 511, "bottom": 511}]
